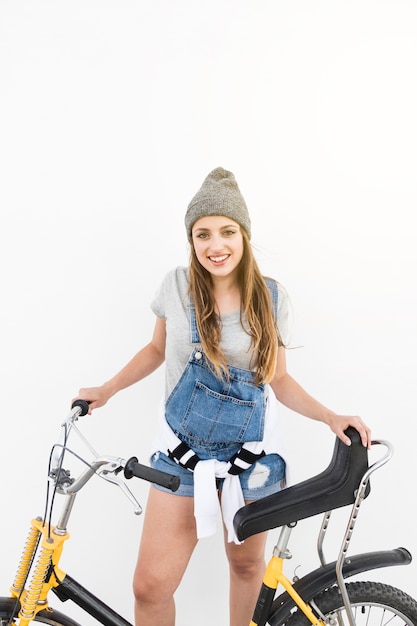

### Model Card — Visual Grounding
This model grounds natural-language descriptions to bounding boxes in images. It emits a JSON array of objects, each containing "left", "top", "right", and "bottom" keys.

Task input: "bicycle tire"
[
  {"left": 0, "top": 598, "right": 81, "bottom": 626},
  {"left": 281, "top": 581, "right": 417, "bottom": 626}
]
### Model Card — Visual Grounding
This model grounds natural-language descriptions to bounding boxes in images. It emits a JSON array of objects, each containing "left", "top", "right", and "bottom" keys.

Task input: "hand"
[
  {"left": 327, "top": 414, "right": 371, "bottom": 449},
  {"left": 72, "top": 385, "right": 112, "bottom": 414}
]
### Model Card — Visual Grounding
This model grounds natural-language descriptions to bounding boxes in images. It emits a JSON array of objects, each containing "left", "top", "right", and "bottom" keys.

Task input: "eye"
[
  {"left": 195, "top": 232, "right": 209, "bottom": 239},
  {"left": 223, "top": 229, "right": 236, "bottom": 236}
]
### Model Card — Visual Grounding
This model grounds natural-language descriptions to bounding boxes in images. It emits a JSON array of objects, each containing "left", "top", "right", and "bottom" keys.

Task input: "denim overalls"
[
  {"left": 165, "top": 278, "right": 278, "bottom": 463},
  {"left": 151, "top": 279, "right": 286, "bottom": 540}
]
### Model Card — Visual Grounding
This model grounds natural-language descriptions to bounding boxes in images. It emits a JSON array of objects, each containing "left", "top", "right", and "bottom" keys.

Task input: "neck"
[
  {"left": 212, "top": 273, "right": 238, "bottom": 294},
  {"left": 212, "top": 275, "right": 241, "bottom": 315}
]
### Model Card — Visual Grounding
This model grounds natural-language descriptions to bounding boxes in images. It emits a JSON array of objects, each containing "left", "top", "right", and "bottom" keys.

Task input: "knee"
[
  {"left": 227, "top": 550, "right": 265, "bottom": 581},
  {"left": 133, "top": 566, "right": 167, "bottom": 606},
  {"left": 133, "top": 575, "right": 151, "bottom": 605}
]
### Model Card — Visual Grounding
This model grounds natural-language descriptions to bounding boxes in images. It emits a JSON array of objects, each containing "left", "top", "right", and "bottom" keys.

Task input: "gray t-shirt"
[{"left": 151, "top": 266, "right": 290, "bottom": 399}]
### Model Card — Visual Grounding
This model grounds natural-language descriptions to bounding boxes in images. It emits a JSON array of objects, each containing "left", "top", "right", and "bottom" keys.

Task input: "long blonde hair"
[{"left": 189, "top": 229, "right": 283, "bottom": 385}]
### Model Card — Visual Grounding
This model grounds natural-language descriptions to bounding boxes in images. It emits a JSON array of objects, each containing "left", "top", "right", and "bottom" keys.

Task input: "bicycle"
[{"left": 1, "top": 400, "right": 416, "bottom": 626}]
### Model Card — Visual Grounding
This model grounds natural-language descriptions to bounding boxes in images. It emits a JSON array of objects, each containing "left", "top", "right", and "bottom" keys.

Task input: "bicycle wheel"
[
  {"left": 0, "top": 598, "right": 81, "bottom": 626},
  {"left": 283, "top": 581, "right": 417, "bottom": 626}
]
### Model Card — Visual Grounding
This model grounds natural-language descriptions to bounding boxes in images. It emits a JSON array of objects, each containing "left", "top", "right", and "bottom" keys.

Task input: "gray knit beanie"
[{"left": 185, "top": 167, "right": 251, "bottom": 239}]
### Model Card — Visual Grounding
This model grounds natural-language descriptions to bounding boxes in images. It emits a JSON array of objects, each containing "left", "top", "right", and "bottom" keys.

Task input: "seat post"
[{"left": 273, "top": 522, "right": 296, "bottom": 559}]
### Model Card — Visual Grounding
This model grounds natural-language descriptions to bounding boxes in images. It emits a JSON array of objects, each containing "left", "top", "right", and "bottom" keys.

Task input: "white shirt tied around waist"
[{"left": 152, "top": 385, "right": 288, "bottom": 544}]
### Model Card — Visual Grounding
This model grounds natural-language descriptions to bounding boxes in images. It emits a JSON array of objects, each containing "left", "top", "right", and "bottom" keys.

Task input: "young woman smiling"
[{"left": 74, "top": 167, "right": 371, "bottom": 626}]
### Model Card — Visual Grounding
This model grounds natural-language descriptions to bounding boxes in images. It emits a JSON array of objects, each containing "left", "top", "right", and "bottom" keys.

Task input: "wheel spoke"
[{"left": 281, "top": 582, "right": 417, "bottom": 626}]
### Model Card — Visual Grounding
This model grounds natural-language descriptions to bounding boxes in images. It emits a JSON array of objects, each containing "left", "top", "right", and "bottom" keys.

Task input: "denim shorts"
[{"left": 151, "top": 451, "right": 286, "bottom": 500}]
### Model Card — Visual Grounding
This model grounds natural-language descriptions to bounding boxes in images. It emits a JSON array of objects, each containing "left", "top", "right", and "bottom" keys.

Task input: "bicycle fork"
[
  {"left": 10, "top": 517, "right": 69, "bottom": 626},
  {"left": 250, "top": 524, "right": 326, "bottom": 626}
]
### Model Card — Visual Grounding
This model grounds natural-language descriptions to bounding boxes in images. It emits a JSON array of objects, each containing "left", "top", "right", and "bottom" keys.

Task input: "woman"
[{"left": 74, "top": 167, "right": 371, "bottom": 626}]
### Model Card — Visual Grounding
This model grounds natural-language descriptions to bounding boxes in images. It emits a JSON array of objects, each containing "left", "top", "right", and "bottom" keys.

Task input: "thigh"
[
  {"left": 223, "top": 521, "right": 268, "bottom": 570},
  {"left": 134, "top": 487, "right": 198, "bottom": 595}
]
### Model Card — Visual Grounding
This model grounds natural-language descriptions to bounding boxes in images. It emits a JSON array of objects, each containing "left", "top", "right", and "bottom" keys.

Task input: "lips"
[{"left": 209, "top": 254, "right": 230, "bottom": 264}]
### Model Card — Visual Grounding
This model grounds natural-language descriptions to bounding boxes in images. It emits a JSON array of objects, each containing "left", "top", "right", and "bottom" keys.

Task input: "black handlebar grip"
[
  {"left": 71, "top": 399, "right": 91, "bottom": 416},
  {"left": 124, "top": 456, "right": 180, "bottom": 492}
]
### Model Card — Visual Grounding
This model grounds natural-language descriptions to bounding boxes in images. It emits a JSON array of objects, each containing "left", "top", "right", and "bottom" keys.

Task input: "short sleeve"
[
  {"left": 150, "top": 273, "right": 169, "bottom": 319},
  {"left": 276, "top": 282, "right": 293, "bottom": 347},
  {"left": 150, "top": 267, "right": 189, "bottom": 320}
]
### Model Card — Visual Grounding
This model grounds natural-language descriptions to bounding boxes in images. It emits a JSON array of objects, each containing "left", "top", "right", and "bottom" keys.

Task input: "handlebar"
[
  {"left": 71, "top": 399, "right": 91, "bottom": 416},
  {"left": 51, "top": 399, "right": 181, "bottom": 518},
  {"left": 124, "top": 457, "right": 180, "bottom": 492},
  {"left": 68, "top": 399, "right": 180, "bottom": 492}
]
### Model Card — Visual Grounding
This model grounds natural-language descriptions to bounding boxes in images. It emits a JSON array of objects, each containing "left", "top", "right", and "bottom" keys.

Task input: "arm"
[
  {"left": 270, "top": 346, "right": 371, "bottom": 448},
  {"left": 74, "top": 317, "right": 166, "bottom": 413}
]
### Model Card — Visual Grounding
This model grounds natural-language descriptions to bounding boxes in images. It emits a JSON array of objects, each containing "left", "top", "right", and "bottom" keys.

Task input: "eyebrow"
[{"left": 193, "top": 224, "right": 238, "bottom": 233}]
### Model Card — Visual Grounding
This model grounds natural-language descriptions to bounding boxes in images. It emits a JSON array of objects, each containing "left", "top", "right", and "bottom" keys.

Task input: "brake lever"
[{"left": 97, "top": 464, "right": 143, "bottom": 515}]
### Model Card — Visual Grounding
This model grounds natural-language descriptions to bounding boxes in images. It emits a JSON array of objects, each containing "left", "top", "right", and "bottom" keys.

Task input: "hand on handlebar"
[{"left": 72, "top": 385, "right": 113, "bottom": 414}]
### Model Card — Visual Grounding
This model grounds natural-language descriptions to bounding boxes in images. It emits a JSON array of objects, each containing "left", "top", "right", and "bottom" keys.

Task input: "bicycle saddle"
[{"left": 233, "top": 427, "right": 370, "bottom": 541}]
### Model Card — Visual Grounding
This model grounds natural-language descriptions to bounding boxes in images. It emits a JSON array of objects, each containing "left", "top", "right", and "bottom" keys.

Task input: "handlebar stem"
[
  {"left": 53, "top": 457, "right": 121, "bottom": 534},
  {"left": 53, "top": 455, "right": 142, "bottom": 529},
  {"left": 55, "top": 493, "right": 77, "bottom": 535},
  {"left": 66, "top": 457, "right": 120, "bottom": 495}
]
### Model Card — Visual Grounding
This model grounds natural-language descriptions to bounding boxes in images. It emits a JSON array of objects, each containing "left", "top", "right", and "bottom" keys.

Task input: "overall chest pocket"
[
  {"left": 165, "top": 349, "right": 266, "bottom": 450},
  {"left": 171, "top": 380, "right": 264, "bottom": 445}
]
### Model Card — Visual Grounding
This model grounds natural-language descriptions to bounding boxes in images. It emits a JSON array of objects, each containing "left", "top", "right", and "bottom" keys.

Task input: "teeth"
[{"left": 210, "top": 255, "right": 228, "bottom": 262}]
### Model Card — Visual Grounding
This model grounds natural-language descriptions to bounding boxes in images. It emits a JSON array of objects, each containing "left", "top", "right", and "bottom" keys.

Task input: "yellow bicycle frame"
[{"left": 250, "top": 551, "right": 325, "bottom": 626}]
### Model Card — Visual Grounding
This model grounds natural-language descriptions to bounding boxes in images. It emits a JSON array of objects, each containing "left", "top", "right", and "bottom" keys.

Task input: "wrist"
[
  {"left": 322, "top": 410, "right": 337, "bottom": 427},
  {"left": 102, "top": 379, "right": 118, "bottom": 400}
]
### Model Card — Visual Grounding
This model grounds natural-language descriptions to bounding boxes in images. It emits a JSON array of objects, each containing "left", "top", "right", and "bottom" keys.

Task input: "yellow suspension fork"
[
  {"left": 10, "top": 518, "right": 69, "bottom": 626},
  {"left": 10, "top": 518, "right": 43, "bottom": 597},
  {"left": 250, "top": 525, "right": 325, "bottom": 626}
]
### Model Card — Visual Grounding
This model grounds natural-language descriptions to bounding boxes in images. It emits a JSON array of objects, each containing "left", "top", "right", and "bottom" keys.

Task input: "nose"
[{"left": 209, "top": 233, "right": 223, "bottom": 251}]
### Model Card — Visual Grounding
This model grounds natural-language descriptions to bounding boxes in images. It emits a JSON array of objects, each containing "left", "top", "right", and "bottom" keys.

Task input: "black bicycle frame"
[
  {"left": 46, "top": 547, "right": 412, "bottom": 626},
  {"left": 52, "top": 575, "right": 133, "bottom": 626}
]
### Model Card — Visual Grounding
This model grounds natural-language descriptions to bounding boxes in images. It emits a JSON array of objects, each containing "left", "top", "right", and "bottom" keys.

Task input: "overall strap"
[
  {"left": 264, "top": 277, "right": 279, "bottom": 323},
  {"left": 189, "top": 297, "right": 200, "bottom": 344},
  {"left": 189, "top": 278, "right": 279, "bottom": 344}
]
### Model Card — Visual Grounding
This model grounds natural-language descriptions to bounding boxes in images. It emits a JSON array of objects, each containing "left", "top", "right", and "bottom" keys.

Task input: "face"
[{"left": 191, "top": 215, "right": 244, "bottom": 280}]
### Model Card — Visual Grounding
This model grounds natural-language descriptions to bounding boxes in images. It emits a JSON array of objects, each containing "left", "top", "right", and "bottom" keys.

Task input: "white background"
[{"left": 1, "top": 1, "right": 416, "bottom": 625}]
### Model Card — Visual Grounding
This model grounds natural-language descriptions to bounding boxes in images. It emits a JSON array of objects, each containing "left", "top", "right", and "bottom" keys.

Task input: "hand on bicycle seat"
[{"left": 326, "top": 413, "right": 371, "bottom": 449}]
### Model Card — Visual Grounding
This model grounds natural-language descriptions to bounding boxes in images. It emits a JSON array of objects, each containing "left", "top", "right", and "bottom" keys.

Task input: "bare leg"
[
  {"left": 133, "top": 487, "right": 198, "bottom": 626},
  {"left": 223, "top": 515, "right": 268, "bottom": 626}
]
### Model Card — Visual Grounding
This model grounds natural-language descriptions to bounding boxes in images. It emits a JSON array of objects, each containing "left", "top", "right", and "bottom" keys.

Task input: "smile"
[{"left": 209, "top": 255, "right": 230, "bottom": 264}]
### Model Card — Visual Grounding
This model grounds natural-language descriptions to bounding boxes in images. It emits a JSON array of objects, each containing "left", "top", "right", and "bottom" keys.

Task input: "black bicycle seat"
[{"left": 233, "top": 427, "right": 370, "bottom": 541}]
